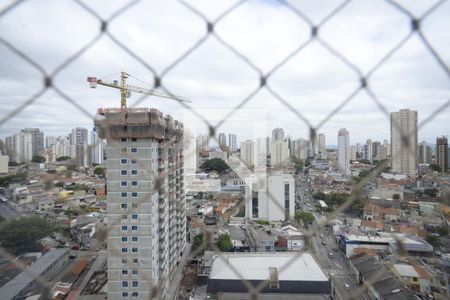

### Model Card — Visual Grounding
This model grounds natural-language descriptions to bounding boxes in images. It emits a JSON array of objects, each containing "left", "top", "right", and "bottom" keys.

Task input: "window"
[
  {"left": 121, "top": 170, "right": 127, "bottom": 176},
  {"left": 122, "top": 215, "right": 127, "bottom": 220},
  {"left": 131, "top": 203, "right": 138, "bottom": 209},
  {"left": 121, "top": 225, "right": 128, "bottom": 231},
  {"left": 131, "top": 181, "right": 138, "bottom": 186},
  {"left": 132, "top": 281, "right": 139, "bottom": 287},
  {"left": 121, "top": 237, "right": 128, "bottom": 242},
  {"left": 132, "top": 258, "right": 138, "bottom": 264},
  {"left": 131, "top": 292, "right": 138, "bottom": 297},
  {"left": 132, "top": 236, "right": 138, "bottom": 242},
  {"left": 121, "top": 147, "right": 127, "bottom": 153},
  {"left": 122, "top": 292, "right": 129, "bottom": 297},
  {"left": 121, "top": 259, "right": 127, "bottom": 264},
  {"left": 121, "top": 158, "right": 127, "bottom": 164},
  {"left": 131, "top": 225, "right": 138, "bottom": 231},
  {"left": 131, "top": 170, "right": 138, "bottom": 175},
  {"left": 121, "top": 192, "right": 127, "bottom": 198},
  {"left": 122, "top": 281, "right": 128, "bottom": 288},
  {"left": 121, "top": 181, "right": 127, "bottom": 187},
  {"left": 132, "top": 269, "right": 138, "bottom": 275},
  {"left": 122, "top": 269, "right": 128, "bottom": 275},
  {"left": 132, "top": 248, "right": 138, "bottom": 253},
  {"left": 121, "top": 248, "right": 128, "bottom": 253},
  {"left": 121, "top": 203, "right": 128, "bottom": 209},
  {"left": 131, "top": 148, "right": 138, "bottom": 153},
  {"left": 131, "top": 214, "right": 138, "bottom": 220},
  {"left": 131, "top": 159, "right": 137, "bottom": 164},
  {"left": 131, "top": 192, "right": 138, "bottom": 198},
  {"left": 121, "top": 138, "right": 127, "bottom": 142},
  {"left": 131, "top": 138, "right": 137, "bottom": 142}
]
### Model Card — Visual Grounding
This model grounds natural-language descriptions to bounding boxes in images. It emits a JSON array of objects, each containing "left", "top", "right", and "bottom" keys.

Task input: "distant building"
[
  {"left": 318, "top": 133, "right": 326, "bottom": 158},
  {"left": 228, "top": 133, "right": 237, "bottom": 151},
  {"left": 245, "top": 172, "right": 294, "bottom": 222},
  {"left": 12, "top": 132, "right": 33, "bottom": 163},
  {"left": 292, "top": 138, "right": 308, "bottom": 160},
  {"left": 270, "top": 140, "right": 289, "bottom": 168},
  {"left": 436, "top": 136, "right": 448, "bottom": 173},
  {"left": 207, "top": 253, "right": 331, "bottom": 298},
  {"left": 390, "top": 109, "right": 418, "bottom": 175},
  {"left": 271, "top": 128, "right": 284, "bottom": 142},
  {"left": 90, "top": 127, "right": 104, "bottom": 165},
  {"left": 218, "top": 132, "right": 227, "bottom": 148},
  {"left": 240, "top": 140, "right": 254, "bottom": 167},
  {"left": 208, "top": 148, "right": 227, "bottom": 160},
  {"left": 338, "top": 128, "right": 350, "bottom": 174},
  {"left": 20, "top": 128, "right": 44, "bottom": 157},
  {"left": 418, "top": 141, "right": 432, "bottom": 164}
]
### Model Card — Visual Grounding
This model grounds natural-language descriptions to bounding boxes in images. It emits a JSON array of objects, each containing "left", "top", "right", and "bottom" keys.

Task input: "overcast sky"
[{"left": 0, "top": 0, "right": 449, "bottom": 146}]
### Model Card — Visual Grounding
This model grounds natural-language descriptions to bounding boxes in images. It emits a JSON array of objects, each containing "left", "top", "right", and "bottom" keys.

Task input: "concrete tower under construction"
[{"left": 95, "top": 107, "right": 186, "bottom": 299}]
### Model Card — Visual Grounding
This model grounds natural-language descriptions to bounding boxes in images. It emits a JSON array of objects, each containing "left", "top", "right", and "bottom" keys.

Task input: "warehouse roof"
[{"left": 209, "top": 253, "right": 328, "bottom": 281}]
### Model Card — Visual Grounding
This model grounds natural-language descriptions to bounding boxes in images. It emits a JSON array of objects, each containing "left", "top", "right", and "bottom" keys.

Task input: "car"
[
  {"left": 69, "top": 254, "right": 77, "bottom": 259},
  {"left": 329, "top": 252, "right": 334, "bottom": 258},
  {"left": 321, "top": 240, "right": 326, "bottom": 246},
  {"left": 344, "top": 284, "right": 350, "bottom": 289}
]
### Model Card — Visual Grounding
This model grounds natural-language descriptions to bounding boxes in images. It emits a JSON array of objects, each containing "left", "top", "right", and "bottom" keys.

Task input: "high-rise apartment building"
[
  {"left": 21, "top": 128, "right": 44, "bottom": 157},
  {"left": 338, "top": 128, "right": 350, "bottom": 174},
  {"left": 436, "top": 136, "right": 448, "bottom": 173},
  {"left": 71, "top": 127, "right": 88, "bottom": 167},
  {"left": 9, "top": 132, "right": 33, "bottom": 163},
  {"left": 272, "top": 128, "right": 284, "bottom": 142},
  {"left": 364, "top": 139, "right": 373, "bottom": 162},
  {"left": 71, "top": 127, "right": 88, "bottom": 145},
  {"left": 318, "top": 133, "right": 326, "bottom": 158},
  {"left": 91, "top": 128, "right": 104, "bottom": 165},
  {"left": 95, "top": 108, "right": 186, "bottom": 300},
  {"left": 292, "top": 138, "right": 308, "bottom": 160},
  {"left": 240, "top": 140, "right": 254, "bottom": 167},
  {"left": 350, "top": 145, "right": 357, "bottom": 161},
  {"left": 390, "top": 109, "right": 418, "bottom": 175},
  {"left": 228, "top": 134, "right": 237, "bottom": 152},
  {"left": 270, "top": 140, "right": 289, "bottom": 168},
  {"left": 218, "top": 133, "right": 227, "bottom": 148},
  {"left": 418, "top": 141, "right": 432, "bottom": 164},
  {"left": 245, "top": 171, "right": 294, "bottom": 221}
]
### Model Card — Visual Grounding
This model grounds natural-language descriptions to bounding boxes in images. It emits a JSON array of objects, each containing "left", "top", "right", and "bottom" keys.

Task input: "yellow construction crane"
[{"left": 87, "top": 71, "right": 190, "bottom": 109}]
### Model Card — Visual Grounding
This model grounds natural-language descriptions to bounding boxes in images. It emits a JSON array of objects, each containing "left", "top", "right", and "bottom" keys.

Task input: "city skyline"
[{"left": 0, "top": 1, "right": 448, "bottom": 144}]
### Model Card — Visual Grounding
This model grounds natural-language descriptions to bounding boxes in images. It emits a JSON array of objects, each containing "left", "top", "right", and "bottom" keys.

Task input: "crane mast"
[{"left": 87, "top": 71, "right": 190, "bottom": 109}]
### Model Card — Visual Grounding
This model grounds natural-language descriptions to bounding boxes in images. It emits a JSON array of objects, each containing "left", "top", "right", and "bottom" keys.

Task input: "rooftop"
[{"left": 209, "top": 253, "right": 328, "bottom": 282}]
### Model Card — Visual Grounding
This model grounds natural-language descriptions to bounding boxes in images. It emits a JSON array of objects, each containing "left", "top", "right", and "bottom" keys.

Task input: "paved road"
[
  {"left": 294, "top": 173, "right": 369, "bottom": 300},
  {"left": 0, "top": 202, "right": 19, "bottom": 219}
]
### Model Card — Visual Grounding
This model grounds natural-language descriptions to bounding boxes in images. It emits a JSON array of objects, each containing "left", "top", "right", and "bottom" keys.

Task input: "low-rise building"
[{"left": 392, "top": 263, "right": 432, "bottom": 295}]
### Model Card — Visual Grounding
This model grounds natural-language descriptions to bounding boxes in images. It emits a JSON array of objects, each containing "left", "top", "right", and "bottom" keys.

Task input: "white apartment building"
[
  {"left": 350, "top": 145, "right": 357, "bottom": 161},
  {"left": 228, "top": 134, "right": 237, "bottom": 152},
  {"left": 209, "top": 148, "right": 227, "bottom": 160},
  {"left": 245, "top": 172, "right": 295, "bottom": 222},
  {"left": 13, "top": 132, "right": 33, "bottom": 163},
  {"left": 0, "top": 153, "right": 8, "bottom": 173},
  {"left": 338, "top": 128, "right": 350, "bottom": 175},
  {"left": 318, "top": 133, "right": 326, "bottom": 158},
  {"left": 218, "top": 133, "right": 227, "bottom": 148},
  {"left": 292, "top": 138, "right": 309, "bottom": 160},
  {"left": 270, "top": 140, "right": 289, "bottom": 168},
  {"left": 240, "top": 140, "right": 254, "bottom": 167},
  {"left": 390, "top": 109, "right": 418, "bottom": 175},
  {"left": 91, "top": 128, "right": 104, "bottom": 165},
  {"left": 95, "top": 108, "right": 186, "bottom": 300},
  {"left": 272, "top": 128, "right": 284, "bottom": 142}
]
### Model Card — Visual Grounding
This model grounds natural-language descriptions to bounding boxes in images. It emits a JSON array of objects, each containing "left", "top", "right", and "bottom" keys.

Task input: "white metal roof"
[{"left": 209, "top": 253, "right": 328, "bottom": 282}]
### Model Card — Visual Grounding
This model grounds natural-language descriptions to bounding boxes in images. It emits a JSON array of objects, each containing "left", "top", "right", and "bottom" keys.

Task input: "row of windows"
[
  {"left": 122, "top": 280, "right": 139, "bottom": 287},
  {"left": 121, "top": 138, "right": 138, "bottom": 142},
  {"left": 121, "top": 236, "right": 139, "bottom": 242},
  {"left": 120, "top": 170, "right": 138, "bottom": 175},
  {"left": 121, "top": 158, "right": 138, "bottom": 164},
  {"left": 121, "top": 247, "right": 139, "bottom": 253},
  {"left": 121, "top": 225, "right": 139, "bottom": 231},
  {"left": 121, "top": 181, "right": 139, "bottom": 187},
  {"left": 122, "top": 269, "right": 139, "bottom": 275},
  {"left": 120, "top": 148, "right": 138, "bottom": 153},
  {"left": 121, "top": 192, "right": 139, "bottom": 197},
  {"left": 122, "top": 292, "right": 139, "bottom": 298},
  {"left": 122, "top": 258, "right": 138, "bottom": 264}
]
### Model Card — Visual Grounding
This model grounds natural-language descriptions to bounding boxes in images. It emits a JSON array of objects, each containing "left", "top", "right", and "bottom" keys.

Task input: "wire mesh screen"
[{"left": 0, "top": 0, "right": 449, "bottom": 300}]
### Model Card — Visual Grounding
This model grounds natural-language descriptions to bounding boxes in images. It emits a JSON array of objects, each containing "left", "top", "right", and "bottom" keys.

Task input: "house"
[
  {"left": 392, "top": 264, "right": 432, "bottom": 295},
  {"left": 363, "top": 203, "right": 383, "bottom": 220},
  {"left": 368, "top": 276, "right": 415, "bottom": 300},
  {"left": 383, "top": 207, "right": 401, "bottom": 222}
]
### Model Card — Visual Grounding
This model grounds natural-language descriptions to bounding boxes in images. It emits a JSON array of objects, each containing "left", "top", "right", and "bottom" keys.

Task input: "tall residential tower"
[
  {"left": 390, "top": 109, "right": 418, "bottom": 175},
  {"left": 338, "top": 128, "right": 350, "bottom": 175}
]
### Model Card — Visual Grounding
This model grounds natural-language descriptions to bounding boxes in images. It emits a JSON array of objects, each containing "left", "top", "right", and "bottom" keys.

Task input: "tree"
[
  {"left": 426, "top": 235, "right": 442, "bottom": 247},
  {"left": 55, "top": 181, "right": 65, "bottom": 188},
  {"left": 94, "top": 166, "right": 106, "bottom": 176},
  {"left": 200, "top": 158, "right": 230, "bottom": 173},
  {"left": 0, "top": 217, "right": 55, "bottom": 255},
  {"left": 429, "top": 164, "right": 441, "bottom": 173},
  {"left": 437, "top": 226, "right": 449, "bottom": 237},
  {"left": 217, "top": 234, "right": 233, "bottom": 252},
  {"left": 8, "top": 161, "right": 19, "bottom": 166},
  {"left": 423, "top": 188, "right": 437, "bottom": 198},
  {"left": 358, "top": 169, "right": 370, "bottom": 178},
  {"left": 32, "top": 155, "right": 46, "bottom": 163},
  {"left": 295, "top": 211, "right": 315, "bottom": 225},
  {"left": 392, "top": 193, "right": 401, "bottom": 200},
  {"left": 359, "top": 159, "right": 372, "bottom": 165},
  {"left": 292, "top": 158, "right": 304, "bottom": 175},
  {"left": 192, "top": 233, "right": 204, "bottom": 252},
  {"left": 56, "top": 156, "right": 71, "bottom": 161}
]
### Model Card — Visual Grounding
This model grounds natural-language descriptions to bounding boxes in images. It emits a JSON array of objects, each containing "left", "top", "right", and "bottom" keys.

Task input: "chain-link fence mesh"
[{"left": 0, "top": 0, "right": 449, "bottom": 299}]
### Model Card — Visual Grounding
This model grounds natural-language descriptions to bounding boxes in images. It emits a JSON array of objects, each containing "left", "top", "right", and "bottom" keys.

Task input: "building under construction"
[{"left": 95, "top": 107, "right": 186, "bottom": 300}]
